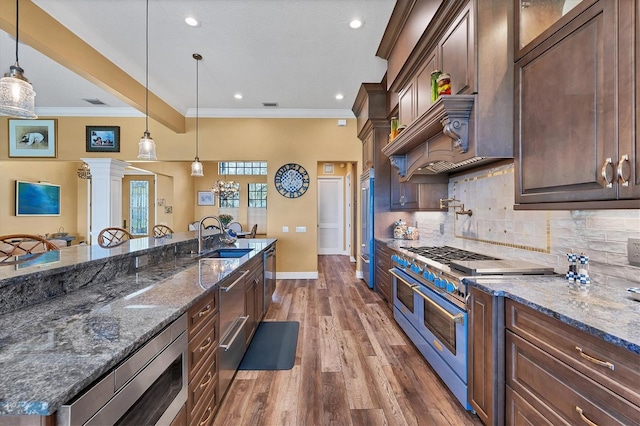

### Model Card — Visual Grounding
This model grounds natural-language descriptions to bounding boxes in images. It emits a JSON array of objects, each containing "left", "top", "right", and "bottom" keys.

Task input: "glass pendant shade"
[
  {"left": 191, "top": 158, "right": 203, "bottom": 176},
  {"left": 138, "top": 131, "right": 157, "bottom": 160},
  {"left": 0, "top": 66, "right": 37, "bottom": 119}
]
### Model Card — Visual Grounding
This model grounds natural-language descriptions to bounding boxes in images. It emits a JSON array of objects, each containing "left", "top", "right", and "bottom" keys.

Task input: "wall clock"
[{"left": 274, "top": 163, "right": 310, "bottom": 198}]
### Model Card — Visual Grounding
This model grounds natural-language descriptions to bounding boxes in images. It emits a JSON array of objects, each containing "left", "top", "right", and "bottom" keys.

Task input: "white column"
[{"left": 81, "top": 158, "right": 130, "bottom": 244}]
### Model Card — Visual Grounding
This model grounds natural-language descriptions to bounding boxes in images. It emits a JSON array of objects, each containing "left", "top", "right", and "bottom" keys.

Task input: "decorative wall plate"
[{"left": 274, "top": 163, "right": 310, "bottom": 198}]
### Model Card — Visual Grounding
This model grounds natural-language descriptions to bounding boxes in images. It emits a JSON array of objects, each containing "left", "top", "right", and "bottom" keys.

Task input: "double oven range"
[{"left": 390, "top": 245, "right": 554, "bottom": 410}]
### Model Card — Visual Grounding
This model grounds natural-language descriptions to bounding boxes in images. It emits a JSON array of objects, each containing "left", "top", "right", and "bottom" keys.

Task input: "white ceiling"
[{"left": 0, "top": 0, "right": 395, "bottom": 119}]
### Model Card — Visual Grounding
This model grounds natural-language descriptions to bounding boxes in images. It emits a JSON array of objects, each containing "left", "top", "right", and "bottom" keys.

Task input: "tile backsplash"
[{"left": 413, "top": 162, "right": 640, "bottom": 289}]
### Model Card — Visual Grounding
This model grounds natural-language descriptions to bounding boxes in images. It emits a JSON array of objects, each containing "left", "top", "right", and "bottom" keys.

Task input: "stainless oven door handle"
[
  {"left": 221, "top": 270, "right": 250, "bottom": 292},
  {"left": 412, "top": 288, "right": 465, "bottom": 325},
  {"left": 220, "top": 316, "right": 249, "bottom": 351},
  {"left": 360, "top": 255, "right": 370, "bottom": 264},
  {"left": 388, "top": 269, "right": 417, "bottom": 288}
]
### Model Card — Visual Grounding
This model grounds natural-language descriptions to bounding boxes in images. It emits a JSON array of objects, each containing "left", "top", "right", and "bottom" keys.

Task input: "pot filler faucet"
[
  {"left": 197, "top": 215, "right": 224, "bottom": 254},
  {"left": 439, "top": 197, "right": 473, "bottom": 218}
]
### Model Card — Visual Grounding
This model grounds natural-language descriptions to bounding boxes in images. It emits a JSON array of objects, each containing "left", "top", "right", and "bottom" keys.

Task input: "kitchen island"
[{"left": 0, "top": 232, "right": 276, "bottom": 420}]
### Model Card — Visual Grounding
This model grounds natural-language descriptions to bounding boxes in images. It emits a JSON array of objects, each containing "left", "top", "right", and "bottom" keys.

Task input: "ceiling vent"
[
  {"left": 262, "top": 102, "right": 278, "bottom": 107},
  {"left": 83, "top": 98, "right": 107, "bottom": 105}
]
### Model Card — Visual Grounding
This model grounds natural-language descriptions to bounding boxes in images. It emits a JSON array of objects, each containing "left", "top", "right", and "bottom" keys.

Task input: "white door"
[{"left": 318, "top": 177, "right": 344, "bottom": 255}]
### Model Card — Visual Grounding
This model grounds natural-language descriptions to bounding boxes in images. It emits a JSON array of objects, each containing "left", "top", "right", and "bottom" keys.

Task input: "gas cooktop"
[{"left": 401, "top": 246, "right": 499, "bottom": 265}]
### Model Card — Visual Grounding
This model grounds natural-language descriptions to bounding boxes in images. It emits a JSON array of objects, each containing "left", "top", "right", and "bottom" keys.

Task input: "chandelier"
[
  {"left": 77, "top": 162, "right": 92, "bottom": 180},
  {"left": 211, "top": 180, "right": 240, "bottom": 197}
]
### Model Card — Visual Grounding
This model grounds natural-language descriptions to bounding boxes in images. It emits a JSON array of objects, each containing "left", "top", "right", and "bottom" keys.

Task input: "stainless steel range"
[{"left": 389, "top": 245, "right": 553, "bottom": 410}]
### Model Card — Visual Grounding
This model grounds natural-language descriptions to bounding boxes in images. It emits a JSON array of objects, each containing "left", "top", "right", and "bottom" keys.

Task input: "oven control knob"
[
  {"left": 445, "top": 281, "right": 458, "bottom": 293},
  {"left": 434, "top": 278, "right": 444, "bottom": 289},
  {"left": 411, "top": 263, "right": 422, "bottom": 274},
  {"left": 425, "top": 271, "right": 435, "bottom": 282}
]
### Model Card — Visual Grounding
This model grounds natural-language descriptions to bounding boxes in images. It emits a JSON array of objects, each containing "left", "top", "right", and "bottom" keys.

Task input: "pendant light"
[
  {"left": 137, "top": 0, "right": 156, "bottom": 160},
  {"left": 190, "top": 53, "right": 203, "bottom": 176},
  {"left": 0, "top": 0, "right": 37, "bottom": 119}
]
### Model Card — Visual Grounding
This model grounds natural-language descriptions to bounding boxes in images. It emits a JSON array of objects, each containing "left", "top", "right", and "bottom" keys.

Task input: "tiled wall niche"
[{"left": 414, "top": 163, "right": 640, "bottom": 289}]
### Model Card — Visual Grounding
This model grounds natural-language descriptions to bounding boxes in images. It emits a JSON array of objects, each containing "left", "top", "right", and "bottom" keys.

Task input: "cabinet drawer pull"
[
  {"left": 198, "top": 304, "right": 211, "bottom": 317},
  {"left": 199, "top": 337, "right": 212, "bottom": 352},
  {"left": 601, "top": 158, "right": 614, "bottom": 188},
  {"left": 575, "top": 406, "right": 598, "bottom": 426},
  {"left": 200, "top": 371, "right": 213, "bottom": 389},
  {"left": 575, "top": 346, "right": 614, "bottom": 370},
  {"left": 200, "top": 407, "right": 212, "bottom": 425},
  {"left": 617, "top": 154, "right": 630, "bottom": 187}
]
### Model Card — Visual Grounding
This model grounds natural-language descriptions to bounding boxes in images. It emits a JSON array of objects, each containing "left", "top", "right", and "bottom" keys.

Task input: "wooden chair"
[
  {"left": 227, "top": 222, "right": 242, "bottom": 234},
  {"left": 98, "top": 227, "right": 133, "bottom": 248},
  {"left": 153, "top": 224, "right": 173, "bottom": 237},
  {"left": 249, "top": 224, "right": 258, "bottom": 238},
  {"left": 0, "top": 234, "right": 60, "bottom": 265}
]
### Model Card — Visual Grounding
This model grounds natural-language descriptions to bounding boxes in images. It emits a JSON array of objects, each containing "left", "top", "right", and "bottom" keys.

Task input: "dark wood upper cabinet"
[{"left": 514, "top": 0, "right": 640, "bottom": 209}]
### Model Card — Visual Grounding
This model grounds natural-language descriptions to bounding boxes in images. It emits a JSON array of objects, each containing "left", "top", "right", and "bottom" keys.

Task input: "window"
[
  {"left": 129, "top": 180, "right": 149, "bottom": 235},
  {"left": 219, "top": 161, "right": 267, "bottom": 176},
  {"left": 247, "top": 183, "right": 267, "bottom": 235},
  {"left": 219, "top": 192, "right": 240, "bottom": 208},
  {"left": 248, "top": 183, "right": 267, "bottom": 208}
]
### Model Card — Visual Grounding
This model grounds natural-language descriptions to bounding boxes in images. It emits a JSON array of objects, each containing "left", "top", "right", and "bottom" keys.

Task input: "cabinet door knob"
[
  {"left": 601, "top": 158, "right": 614, "bottom": 188},
  {"left": 617, "top": 154, "right": 630, "bottom": 187}
]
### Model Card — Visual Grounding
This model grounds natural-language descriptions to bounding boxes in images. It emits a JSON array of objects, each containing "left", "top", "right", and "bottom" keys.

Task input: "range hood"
[{"left": 381, "top": 95, "right": 512, "bottom": 180}]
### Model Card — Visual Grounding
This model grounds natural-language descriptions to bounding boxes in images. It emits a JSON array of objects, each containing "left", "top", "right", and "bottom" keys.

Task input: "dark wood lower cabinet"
[
  {"left": 468, "top": 287, "right": 504, "bottom": 426},
  {"left": 187, "top": 292, "right": 220, "bottom": 425},
  {"left": 505, "top": 386, "right": 553, "bottom": 426},
  {"left": 170, "top": 404, "right": 187, "bottom": 426},
  {"left": 505, "top": 300, "right": 640, "bottom": 426},
  {"left": 374, "top": 240, "right": 392, "bottom": 307}
]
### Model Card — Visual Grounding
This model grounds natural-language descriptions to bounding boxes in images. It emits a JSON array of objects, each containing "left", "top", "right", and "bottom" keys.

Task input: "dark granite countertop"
[
  {"left": 0, "top": 236, "right": 276, "bottom": 416},
  {"left": 465, "top": 276, "right": 640, "bottom": 355},
  {"left": 377, "top": 239, "right": 640, "bottom": 356}
]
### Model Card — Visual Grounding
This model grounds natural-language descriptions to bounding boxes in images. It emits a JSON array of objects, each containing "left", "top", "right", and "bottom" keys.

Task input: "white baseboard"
[
  {"left": 277, "top": 271, "right": 319, "bottom": 280},
  {"left": 355, "top": 270, "right": 363, "bottom": 279},
  {"left": 349, "top": 256, "right": 356, "bottom": 263}
]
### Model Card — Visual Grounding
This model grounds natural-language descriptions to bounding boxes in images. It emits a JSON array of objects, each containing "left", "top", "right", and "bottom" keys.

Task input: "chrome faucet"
[
  {"left": 197, "top": 215, "right": 224, "bottom": 254},
  {"left": 439, "top": 197, "right": 473, "bottom": 218}
]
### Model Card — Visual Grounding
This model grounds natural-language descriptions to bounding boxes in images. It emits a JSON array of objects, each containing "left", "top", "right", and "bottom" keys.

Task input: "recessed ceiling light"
[
  {"left": 349, "top": 19, "right": 363, "bottom": 29},
  {"left": 234, "top": 93, "right": 243, "bottom": 100},
  {"left": 185, "top": 17, "right": 198, "bottom": 27},
  {"left": 335, "top": 93, "right": 344, "bottom": 100}
]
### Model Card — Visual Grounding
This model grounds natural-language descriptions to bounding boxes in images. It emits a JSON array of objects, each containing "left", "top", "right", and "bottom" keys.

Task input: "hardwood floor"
[{"left": 213, "top": 255, "right": 482, "bottom": 426}]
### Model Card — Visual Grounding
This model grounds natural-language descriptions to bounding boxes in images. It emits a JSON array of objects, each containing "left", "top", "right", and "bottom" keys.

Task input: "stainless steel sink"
[{"left": 200, "top": 247, "right": 253, "bottom": 258}]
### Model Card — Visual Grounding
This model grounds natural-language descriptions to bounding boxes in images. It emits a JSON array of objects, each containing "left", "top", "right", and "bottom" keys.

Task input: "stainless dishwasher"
[
  {"left": 218, "top": 268, "right": 250, "bottom": 399},
  {"left": 263, "top": 244, "right": 276, "bottom": 314}
]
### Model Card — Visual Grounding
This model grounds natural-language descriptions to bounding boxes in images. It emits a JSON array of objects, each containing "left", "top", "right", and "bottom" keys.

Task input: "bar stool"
[
  {"left": 97, "top": 227, "right": 133, "bottom": 248},
  {"left": 153, "top": 225, "right": 173, "bottom": 237},
  {"left": 0, "top": 234, "right": 60, "bottom": 265}
]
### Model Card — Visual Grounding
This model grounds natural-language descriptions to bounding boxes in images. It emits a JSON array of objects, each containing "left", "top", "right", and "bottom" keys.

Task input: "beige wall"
[{"left": 0, "top": 116, "right": 362, "bottom": 274}]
